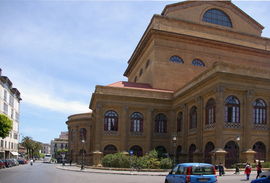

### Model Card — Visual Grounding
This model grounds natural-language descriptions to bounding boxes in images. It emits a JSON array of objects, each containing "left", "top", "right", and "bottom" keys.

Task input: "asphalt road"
[{"left": 0, "top": 162, "right": 259, "bottom": 183}]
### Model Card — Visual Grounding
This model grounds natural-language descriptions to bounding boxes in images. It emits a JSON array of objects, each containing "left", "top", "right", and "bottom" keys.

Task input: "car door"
[
  {"left": 166, "top": 165, "right": 179, "bottom": 183},
  {"left": 173, "top": 165, "right": 186, "bottom": 183}
]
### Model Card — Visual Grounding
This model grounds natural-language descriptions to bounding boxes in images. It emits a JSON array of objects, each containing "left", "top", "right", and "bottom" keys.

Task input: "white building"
[
  {"left": 51, "top": 132, "right": 68, "bottom": 160},
  {"left": 41, "top": 143, "right": 51, "bottom": 155},
  {"left": 0, "top": 69, "right": 21, "bottom": 159}
]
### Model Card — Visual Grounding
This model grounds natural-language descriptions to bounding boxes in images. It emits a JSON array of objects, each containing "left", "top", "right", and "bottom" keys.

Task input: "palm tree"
[{"left": 21, "top": 136, "right": 34, "bottom": 159}]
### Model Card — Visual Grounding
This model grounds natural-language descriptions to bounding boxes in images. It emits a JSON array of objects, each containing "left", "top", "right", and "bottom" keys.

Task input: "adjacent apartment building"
[
  {"left": 0, "top": 69, "right": 21, "bottom": 159},
  {"left": 51, "top": 132, "right": 68, "bottom": 161},
  {"left": 66, "top": 0, "right": 270, "bottom": 168}
]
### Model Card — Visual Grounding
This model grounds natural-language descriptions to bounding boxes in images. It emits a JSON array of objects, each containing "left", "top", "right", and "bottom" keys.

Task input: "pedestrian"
[
  {"left": 244, "top": 163, "right": 252, "bottom": 181},
  {"left": 256, "top": 161, "right": 262, "bottom": 179},
  {"left": 30, "top": 159, "right": 33, "bottom": 166},
  {"left": 218, "top": 163, "right": 224, "bottom": 176},
  {"left": 69, "top": 159, "right": 72, "bottom": 166},
  {"left": 234, "top": 164, "right": 240, "bottom": 175}
]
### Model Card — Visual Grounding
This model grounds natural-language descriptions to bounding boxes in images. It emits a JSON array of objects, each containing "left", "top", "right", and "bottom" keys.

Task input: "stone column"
[
  {"left": 146, "top": 108, "right": 153, "bottom": 152},
  {"left": 120, "top": 106, "right": 128, "bottom": 153},
  {"left": 196, "top": 96, "right": 204, "bottom": 159},
  {"left": 94, "top": 103, "right": 102, "bottom": 152},
  {"left": 215, "top": 85, "right": 225, "bottom": 148}
]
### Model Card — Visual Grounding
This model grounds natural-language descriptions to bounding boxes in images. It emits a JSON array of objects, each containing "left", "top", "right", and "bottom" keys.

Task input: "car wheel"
[
  {"left": 165, "top": 179, "right": 168, "bottom": 183},
  {"left": 262, "top": 176, "right": 266, "bottom": 178}
]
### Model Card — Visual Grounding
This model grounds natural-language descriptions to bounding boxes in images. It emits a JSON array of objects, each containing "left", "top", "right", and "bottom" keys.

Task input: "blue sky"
[{"left": 1, "top": 0, "right": 270, "bottom": 144}]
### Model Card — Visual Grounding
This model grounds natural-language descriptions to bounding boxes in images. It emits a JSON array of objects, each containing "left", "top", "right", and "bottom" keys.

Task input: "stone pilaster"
[
  {"left": 242, "top": 149, "right": 256, "bottom": 164},
  {"left": 94, "top": 103, "right": 103, "bottom": 151},
  {"left": 146, "top": 108, "right": 153, "bottom": 152},
  {"left": 196, "top": 96, "right": 203, "bottom": 153},
  {"left": 120, "top": 106, "right": 128, "bottom": 152},
  {"left": 215, "top": 85, "right": 225, "bottom": 148},
  {"left": 212, "top": 148, "right": 227, "bottom": 166}
]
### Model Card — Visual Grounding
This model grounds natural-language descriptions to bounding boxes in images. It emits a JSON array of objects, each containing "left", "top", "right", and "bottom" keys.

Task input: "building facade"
[
  {"left": 51, "top": 132, "right": 68, "bottom": 161},
  {"left": 67, "top": 1, "right": 270, "bottom": 168},
  {"left": 0, "top": 69, "right": 21, "bottom": 159},
  {"left": 41, "top": 143, "right": 51, "bottom": 155}
]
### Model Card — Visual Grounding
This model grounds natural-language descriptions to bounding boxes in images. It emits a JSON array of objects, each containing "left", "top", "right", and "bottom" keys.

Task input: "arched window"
[
  {"left": 169, "top": 56, "right": 184, "bottom": 64},
  {"left": 253, "top": 99, "right": 267, "bottom": 124},
  {"left": 155, "top": 113, "right": 167, "bottom": 133},
  {"left": 79, "top": 128, "right": 87, "bottom": 141},
  {"left": 188, "top": 144, "right": 196, "bottom": 162},
  {"left": 203, "top": 9, "right": 232, "bottom": 27},
  {"left": 103, "top": 144, "right": 117, "bottom": 155},
  {"left": 206, "top": 98, "right": 216, "bottom": 125},
  {"left": 104, "top": 110, "right": 118, "bottom": 131},
  {"left": 204, "top": 142, "right": 215, "bottom": 164},
  {"left": 130, "top": 112, "right": 143, "bottom": 132},
  {"left": 253, "top": 141, "right": 266, "bottom": 161},
  {"left": 177, "top": 112, "right": 183, "bottom": 132},
  {"left": 134, "top": 76, "right": 137, "bottom": 83},
  {"left": 139, "top": 69, "right": 143, "bottom": 77},
  {"left": 130, "top": 145, "right": 143, "bottom": 156},
  {"left": 225, "top": 96, "right": 240, "bottom": 123},
  {"left": 189, "top": 106, "right": 197, "bottom": 129},
  {"left": 192, "top": 59, "right": 205, "bottom": 67}
]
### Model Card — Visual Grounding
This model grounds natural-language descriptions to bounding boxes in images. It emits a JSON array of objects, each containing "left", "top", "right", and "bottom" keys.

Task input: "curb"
[{"left": 56, "top": 166, "right": 168, "bottom": 176}]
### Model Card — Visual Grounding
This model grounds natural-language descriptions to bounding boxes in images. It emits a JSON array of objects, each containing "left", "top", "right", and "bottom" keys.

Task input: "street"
[{"left": 0, "top": 162, "right": 259, "bottom": 183}]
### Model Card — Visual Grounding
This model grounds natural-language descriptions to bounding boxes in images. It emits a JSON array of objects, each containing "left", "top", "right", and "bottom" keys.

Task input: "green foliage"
[
  {"left": 102, "top": 150, "right": 171, "bottom": 169},
  {"left": 0, "top": 114, "right": 13, "bottom": 138},
  {"left": 21, "top": 136, "right": 43, "bottom": 159},
  {"left": 262, "top": 162, "right": 270, "bottom": 168},
  {"left": 160, "top": 158, "right": 173, "bottom": 169},
  {"left": 102, "top": 153, "right": 130, "bottom": 168}
]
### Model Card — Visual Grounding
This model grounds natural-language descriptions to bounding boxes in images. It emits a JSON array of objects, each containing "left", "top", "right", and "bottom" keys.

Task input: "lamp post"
[
  {"left": 172, "top": 135, "right": 177, "bottom": 166},
  {"left": 81, "top": 139, "right": 85, "bottom": 170}
]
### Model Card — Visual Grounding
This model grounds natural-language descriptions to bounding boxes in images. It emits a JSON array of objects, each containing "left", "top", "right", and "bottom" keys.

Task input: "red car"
[{"left": 0, "top": 160, "right": 5, "bottom": 169}]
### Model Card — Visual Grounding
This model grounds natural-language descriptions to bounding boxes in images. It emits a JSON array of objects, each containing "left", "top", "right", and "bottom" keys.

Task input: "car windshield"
[{"left": 191, "top": 166, "right": 214, "bottom": 175}]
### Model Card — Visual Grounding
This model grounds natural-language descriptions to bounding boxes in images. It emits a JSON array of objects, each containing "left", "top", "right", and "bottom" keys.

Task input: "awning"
[{"left": 11, "top": 152, "right": 19, "bottom": 156}]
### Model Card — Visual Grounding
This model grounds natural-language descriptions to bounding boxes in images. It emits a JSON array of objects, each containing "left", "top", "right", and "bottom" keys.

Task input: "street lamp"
[
  {"left": 236, "top": 136, "right": 240, "bottom": 142},
  {"left": 172, "top": 135, "right": 177, "bottom": 166},
  {"left": 81, "top": 139, "right": 85, "bottom": 170}
]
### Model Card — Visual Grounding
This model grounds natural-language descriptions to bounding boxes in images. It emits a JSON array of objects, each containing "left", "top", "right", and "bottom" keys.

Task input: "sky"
[{"left": 1, "top": 0, "right": 270, "bottom": 144}]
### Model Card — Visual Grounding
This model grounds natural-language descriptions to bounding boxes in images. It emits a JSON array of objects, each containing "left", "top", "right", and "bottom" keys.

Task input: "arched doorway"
[
  {"left": 188, "top": 144, "right": 196, "bottom": 162},
  {"left": 155, "top": 146, "right": 167, "bottom": 158},
  {"left": 253, "top": 141, "right": 266, "bottom": 161},
  {"left": 224, "top": 141, "right": 239, "bottom": 168},
  {"left": 204, "top": 142, "right": 215, "bottom": 164},
  {"left": 176, "top": 145, "right": 182, "bottom": 163},
  {"left": 130, "top": 145, "right": 143, "bottom": 156},
  {"left": 103, "top": 145, "right": 117, "bottom": 156}
]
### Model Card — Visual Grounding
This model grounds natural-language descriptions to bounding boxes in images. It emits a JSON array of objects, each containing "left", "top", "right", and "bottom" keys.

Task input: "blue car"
[
  {"left": 165, "top": 163, "right": 217, "bottom": 183},
  {"left": 251, "top": 177, "right": 270, "bottom": 183}
]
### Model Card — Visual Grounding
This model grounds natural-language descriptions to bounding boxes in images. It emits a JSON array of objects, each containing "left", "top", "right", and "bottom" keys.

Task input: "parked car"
[
  {"left": 251, "top": 176, "right": 270, "bottom": 183},
  {"left": 165, "top": 163, "right": 217, "bottom": 183},
  {"left": 0, "top": 160, "right": 5, "bottom": 169},
  {"left": 260, "top": 171, "right": 270, "bottom": 178},
  {"left": 3, "top": 160, "right": 11, "bottom": 168},
  {"left": 18, "top": 159, "right": 27, "bottom": 164}
]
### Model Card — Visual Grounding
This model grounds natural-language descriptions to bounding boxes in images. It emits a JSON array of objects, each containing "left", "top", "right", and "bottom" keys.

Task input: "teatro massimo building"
[{"left": 66, "top": 0, "right": 270, "bottom": 168}]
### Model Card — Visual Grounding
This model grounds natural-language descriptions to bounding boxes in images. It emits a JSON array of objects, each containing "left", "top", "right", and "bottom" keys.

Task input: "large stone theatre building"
[{"left": 66, "top": 0, "right": 270, "bottom": 168}]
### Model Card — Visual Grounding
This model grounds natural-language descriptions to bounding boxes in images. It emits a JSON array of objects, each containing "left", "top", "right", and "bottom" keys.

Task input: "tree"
[
  {"left": 0, "top": 114, "right": 13, "bottom": 138},
  {"left": 21, "top": 136, "right": 34, "bottom": 159}
]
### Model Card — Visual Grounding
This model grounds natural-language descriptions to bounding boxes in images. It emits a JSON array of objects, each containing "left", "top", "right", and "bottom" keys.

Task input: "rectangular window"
[
  {"left": 4, "top": 90, "right": 7, "bottom": 102},
  {"left": 9, "top": 95, "right": 14, "bottom": 107},
  {"left": 16, "top": 112, "right": 19, "bottom": 121},
  {"left": 5, "top": 141, "right": 7, "bottom": 148},
  {"left": 3, "top": 103, "right": 8, "bottom": 114},
  {"left": 14, "top": 133, "right": 18, "bottom": 140},
  {"left": 11, "top": 109, "right": 14, "bottom": 119},
  {"left": 0, "top": 140, "right": 3, "bottom": 147}
]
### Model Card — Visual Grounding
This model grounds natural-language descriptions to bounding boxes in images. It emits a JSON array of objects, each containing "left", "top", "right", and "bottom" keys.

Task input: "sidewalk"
[{"left": 56, "top": 165, "right": 169, "bottom": 176}]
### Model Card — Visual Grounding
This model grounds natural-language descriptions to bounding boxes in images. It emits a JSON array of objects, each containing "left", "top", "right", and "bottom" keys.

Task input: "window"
[
  {"left": 155, "top": 113, "right": 167, "bottom": 133},
  {"left": 134, "top": 76, "right": 137, "bottom": 83},
  {"left": 130, "top": 112, "right": 143, "bottom": 132},
  {"left": 9, "top": 95, "right": 14, "bottom": 107},
  {"left": 190, "top": 106, "right": 197, "bottom": 129},
  {"left": 4, "top": 90, "right": 7, "bottom": 102},
  {"left": 203, "top": 9, "right": 232, "bottom": 27},
  {"left": 11, "top": 109, "right": 14, "bottom": 119},
  {"left": 104, "top": 110, "right": 118, "bottom": 131},
  {"left": 104, "top": 144, "right": 117, "bottom": 155},
  {"left": 253, "top": 99, "right": 267, "bottom": 124},
  {"left": 169, "top": 56, "right": 184, "bottom": 64},
  {"left": 0, "top": 140, "right": 3, "bottom": 147},
  {"left": 79, "top": 128, "right": 87, "bottom": 140},
  {"left": 192, "top": 59, "right": 205, "bottom": 67},
  {"left": 3, "top": 103, "right": 8, "bottom": 114},
  {"left": 225, "top": 96, "right": 240, "bottom": 123},
  {"left": 177, "top": 112, "right": 183, "bottom": 132},
  {"left": 206, "top": 98, "right": 216, "bottom": 125},
  {"left": 139, "top": 69, "right": 143, "bottom": 77},
  {"left": 145, "top": 59, "right": 150, "bottom": 69},
  {"left": 14, "top": 132, "right": 18, "bottom": 140}
]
